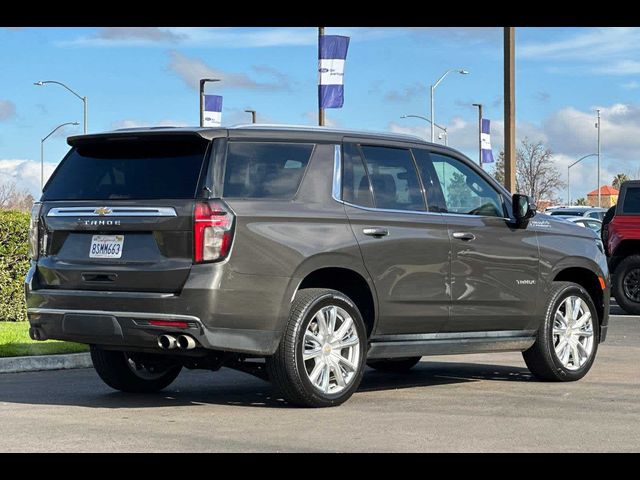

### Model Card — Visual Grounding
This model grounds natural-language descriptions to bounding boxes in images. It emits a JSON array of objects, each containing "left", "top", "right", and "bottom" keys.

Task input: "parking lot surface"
[{"left": 1, "top": 308, "right": 638, "bottom": 452}]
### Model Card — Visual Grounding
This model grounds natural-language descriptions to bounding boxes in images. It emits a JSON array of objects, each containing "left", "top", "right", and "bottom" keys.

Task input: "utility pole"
[
  {"left": 504, "top": 27, "right": 517, "bottom": 193},
  {"left": 472, "top": 103, "right": 483, "bottom": 167},
  {"left": 318, "top": 27, "right": 325, "bottom": 126},
  {"left": 597, "top": 109, "right": 602, "bottom": 207}
]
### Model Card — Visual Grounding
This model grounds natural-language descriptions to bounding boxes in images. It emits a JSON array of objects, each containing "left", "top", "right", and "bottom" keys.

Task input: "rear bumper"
[{"left": 25, "top": 263, "right": 294, "bottom": 355}]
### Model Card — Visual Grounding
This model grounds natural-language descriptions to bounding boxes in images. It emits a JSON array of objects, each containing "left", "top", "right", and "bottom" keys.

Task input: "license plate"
[{"left": 89, "top": 235, "right": 124, "bottom": 259}]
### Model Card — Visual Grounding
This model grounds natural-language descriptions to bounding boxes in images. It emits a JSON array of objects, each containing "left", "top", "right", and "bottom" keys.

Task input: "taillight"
[
  {"left": 28, "top": 203, "right": 42, "bottom": 260},
  {"left": 194, "top": 200, "right": 234, "bottom": 263}
]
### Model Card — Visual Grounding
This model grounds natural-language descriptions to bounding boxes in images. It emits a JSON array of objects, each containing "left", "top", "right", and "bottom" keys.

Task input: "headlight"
[{"left": 28, "top": 203, "right": 41, "bottom": 260}]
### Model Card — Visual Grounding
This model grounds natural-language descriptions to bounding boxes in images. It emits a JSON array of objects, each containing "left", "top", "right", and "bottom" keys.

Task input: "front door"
[
  {"left": 341, "top": 142, "right": 450, "bottom": 335},
  {"left": 413, "top": 148, "right": 540, "bottom": 333}
]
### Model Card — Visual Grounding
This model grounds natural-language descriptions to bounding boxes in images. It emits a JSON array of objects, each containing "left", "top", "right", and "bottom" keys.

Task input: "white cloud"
[
  {"left": 111, "top": 119, "right": 190, "bottom": 129},
  {"left": 167, "top": 51, "right": 290, "bottom": 91},
  {"left": 0, "top": 159, "right": 56, "bottom": 196},
  {"left": 384, "top": 83, "right": 427, "bottom": 103},
  {"left": 0, "top": 100, "right": 16, "bottom": 121},
  {"left": 520, "top": 27, "right": 640, "bottom": 60},
  {"left": 622, "top": 80, "right": 640, "bottom": 90}
]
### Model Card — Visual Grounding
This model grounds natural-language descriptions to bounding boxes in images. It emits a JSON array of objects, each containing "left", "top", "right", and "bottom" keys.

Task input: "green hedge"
[{"left": 0, "top": 210, "right": 30, "bottom": 321}]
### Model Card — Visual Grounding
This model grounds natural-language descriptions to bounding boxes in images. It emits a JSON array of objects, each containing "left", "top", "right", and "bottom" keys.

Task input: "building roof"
[{"left": 587, "top": 185, "right": 619, "bottom": 196}]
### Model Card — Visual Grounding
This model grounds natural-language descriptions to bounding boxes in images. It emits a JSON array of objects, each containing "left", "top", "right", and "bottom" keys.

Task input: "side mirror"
[{"left": 513, "top": 193, "right": 536, "bottom": 227}]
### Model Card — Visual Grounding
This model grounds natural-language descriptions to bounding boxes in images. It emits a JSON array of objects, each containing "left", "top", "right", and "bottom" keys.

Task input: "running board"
[{"left": 367, "top": 331, "right": 536, "bottom": 359}]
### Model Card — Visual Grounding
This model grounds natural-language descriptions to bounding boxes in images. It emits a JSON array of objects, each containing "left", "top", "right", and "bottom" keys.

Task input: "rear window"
[
  {"left": 550, "top": 210, "right": 585, "bottom": 216},
  {"left": 42, "top": 138, "right": 208, "bottom": 200},
  {"left": 622, "top": 187, "right": 640, "bottom": 214},
  {"left": 223, "top": 142, "right": 314, "bottom": 199}
]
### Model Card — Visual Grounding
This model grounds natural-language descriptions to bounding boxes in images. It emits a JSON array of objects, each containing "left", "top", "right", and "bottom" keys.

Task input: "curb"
[{"left": 0, "top": 352, "right": 93, "bottom": 374}]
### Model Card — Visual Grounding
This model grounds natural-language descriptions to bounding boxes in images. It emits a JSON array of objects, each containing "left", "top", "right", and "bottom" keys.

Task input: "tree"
[
  {"left": 0, "top": 180, "right": 34, "bottom": 211},
  {"left": 612, "top": 173, "right": 630, "bottom": 190},
  {"left": 491, "top": 138, "right": 565, "bottom": 204},
  {"left": 575, "top": 197, "right": 588, "bottom": 206}
]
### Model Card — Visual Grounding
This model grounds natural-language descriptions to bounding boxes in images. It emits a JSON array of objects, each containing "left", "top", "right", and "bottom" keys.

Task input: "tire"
[
  {"left": 90, "top": 345, "right": 182, "bottom": 393},
  {"left": 367, "top": 357, "right": 421, "bottom": 373},
  {"left": 523, "top": 282, "right": 599, "bottom": 382},
  {"left": 612, "top": 255, "right": 640, "bottom": 315},
  {"left": 266, "top": 288, "right": 368, "bottom": 407}
]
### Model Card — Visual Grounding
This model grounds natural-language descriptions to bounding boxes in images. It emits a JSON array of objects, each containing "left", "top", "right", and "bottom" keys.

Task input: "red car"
[{"left": 606, "top": 180, "right": 640, "bottom": 314}]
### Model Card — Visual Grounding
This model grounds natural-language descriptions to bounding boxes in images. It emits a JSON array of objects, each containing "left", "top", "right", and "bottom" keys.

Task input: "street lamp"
[
  {"left": 472, "top": 103, "right": 483, "bottom": 167},
  {"left": 34, "top": 81, "right": 87, "bottom": 134},
  {"left": 199, "top": 78, "right": 220, "bottom": 127},
  {"left": 596, "top": 109, "right": 602, "bottom": 207},
  {"left": 567, "top": 153, "right": 598, "bottom": 205},
  {"left": 41, "top": 122, "right": 79, "bottom": 191},
  {"left": 430, "top": 68, "right": 469, "bottom": 142},
  {"left": 400, "top": 114, "right": 448, "bottom": 145},
  {"left": 244, "top": 109, "right": 257, "bottom": 124}
]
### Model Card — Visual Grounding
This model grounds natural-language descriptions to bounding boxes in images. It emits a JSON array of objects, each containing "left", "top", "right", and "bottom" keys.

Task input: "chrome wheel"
[
  {"left": 302, "top": 305, "right": 361, "bottom": 395},
  {"left": 552, "top": 296, "right": 595, "bottom": 371}
]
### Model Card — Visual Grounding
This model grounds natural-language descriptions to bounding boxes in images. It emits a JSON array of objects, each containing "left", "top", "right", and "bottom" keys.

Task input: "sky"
[{"left": 2, "top": 26, "right": 640, "bottom": 202}]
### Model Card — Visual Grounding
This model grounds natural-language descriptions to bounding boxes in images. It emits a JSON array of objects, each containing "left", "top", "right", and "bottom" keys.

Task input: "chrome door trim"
[{"left": 47, "top": 207, "right": 178, "bottom": 217}]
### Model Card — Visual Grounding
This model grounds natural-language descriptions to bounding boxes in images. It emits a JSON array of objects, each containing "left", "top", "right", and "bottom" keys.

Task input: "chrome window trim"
[
  {"left": 47, "top": 207, "right": 178, "bottom": 217},
  {"left": 332, "top": 144, "right": 342, "bottom": 202},
  {"left": 332, "top": 144, "right": 510, "bottom": 220}
]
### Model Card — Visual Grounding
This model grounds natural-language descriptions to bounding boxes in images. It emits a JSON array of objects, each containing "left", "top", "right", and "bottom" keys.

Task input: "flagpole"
[
  {"left": 473, "top": 103, "right": 483, "bottom": 167},
  {"left": 318, "top": 27, "right": 325, "bottom": 127}
]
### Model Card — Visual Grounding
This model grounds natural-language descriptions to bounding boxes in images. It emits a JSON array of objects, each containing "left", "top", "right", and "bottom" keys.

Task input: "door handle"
[
  {"left": 452, "top": 232, "right": 476, "bottom": 241},
  {"left": 363, "top": 227, "right": 389, "bottom": 237}
]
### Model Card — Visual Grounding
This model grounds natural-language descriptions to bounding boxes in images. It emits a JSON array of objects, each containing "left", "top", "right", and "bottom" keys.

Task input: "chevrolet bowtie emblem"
[{"left": 94, "top": 207, "right": 112, "bottom": 216}]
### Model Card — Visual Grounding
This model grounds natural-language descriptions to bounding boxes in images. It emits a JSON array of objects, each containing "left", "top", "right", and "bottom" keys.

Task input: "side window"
[
  {"left": 359, "top": 145, "right": 425, "bottom": 211},
  {"left": 412, "top": 149, "right": 448, "bottom": 213},
  {"left": 342, "top": 143, "right": 373, "bottom": 208},
  {"left": 429, "top": 152, "right": 504, "bottom": 217},
  {"left": 622, "top": 187, "right": 640, "bottom": 214},
  {"left": 223, "top": 142, "right": 313, "bottom": 199}
]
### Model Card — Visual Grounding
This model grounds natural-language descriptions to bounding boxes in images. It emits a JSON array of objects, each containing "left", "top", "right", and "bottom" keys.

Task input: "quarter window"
[
  {"left": 622, "top": 187, "right": 640, "bottom": 214},
  {"left": 342, "top": 143, "right": 373, "bottom": 208}
]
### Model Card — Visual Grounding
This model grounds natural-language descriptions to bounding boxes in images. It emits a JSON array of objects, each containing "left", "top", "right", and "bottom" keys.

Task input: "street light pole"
[
  {"left": 429, "top": 68, "right": 469, "bottom": 142},
  {"left": 400, "top": 114, "right": 448, "bottom": 144},
  {"left": 199, "top": 78, "right": 221, "bottom": 127},
  {"left": 34, "top": 80, "right": 87, "bottom": 134},
  {"left": 244, "top": 109, "right": 257, "bottom": 124},
  {"left": 567, "top": 153, "right": 598, "bottom": 205},
  {"left": 596, "top": 109, "right": 602, "bottom": 208},
  {"left": 472, "top": 103, "right": 483, "bottom": 167},
  {"left": 318, "top": 26, "right": 325, "bottom": 127},
  {"left": 40, "top": 121, "right": 79, "bottom": 191}
]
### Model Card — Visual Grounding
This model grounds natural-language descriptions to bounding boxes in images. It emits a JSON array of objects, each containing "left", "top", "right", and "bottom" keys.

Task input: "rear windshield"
[
  {"left": 223, "top": 142, "right": 314, "bottom": 199},
  {"left": 622, "top": 187, "right": 640, "bottom": 214},
  {"left": 42, "top": 138, "right": 208, "bottom": 201}
]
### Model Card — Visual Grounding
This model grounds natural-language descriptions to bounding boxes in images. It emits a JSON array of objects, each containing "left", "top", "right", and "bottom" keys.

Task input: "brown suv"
[{"left": 26, "top": 125, "right": 609, "bottom": 407}]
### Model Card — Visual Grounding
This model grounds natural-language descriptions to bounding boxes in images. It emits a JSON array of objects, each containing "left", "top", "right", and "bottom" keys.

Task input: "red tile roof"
[{"left": 587, "top": 185, "right": 619, "bottom": 196}]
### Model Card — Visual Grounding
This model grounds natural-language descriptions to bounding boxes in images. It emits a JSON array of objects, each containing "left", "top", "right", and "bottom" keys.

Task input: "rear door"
[
  {"left": 37, "top": 135, "right": 211, "bottom": 293},
  {"left": 341, "top": 141, "right": 450, "bottom": 335}
]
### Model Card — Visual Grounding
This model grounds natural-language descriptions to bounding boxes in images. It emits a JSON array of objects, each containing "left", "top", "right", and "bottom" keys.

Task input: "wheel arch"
[
  {"left": 609, "top": 239, "right": 640, "bottom": 273},
  {"left": 553, "top": 267, "right": 605, "bottom": 327}
]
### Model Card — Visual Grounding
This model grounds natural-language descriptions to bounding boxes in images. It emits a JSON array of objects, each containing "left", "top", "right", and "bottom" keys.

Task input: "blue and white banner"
[
  {"left": 318, "top": 35, "right": 350, "bottom": 109},
  {"left": 481, "top": 118, "right": 495, "bottom": 164},
  {"left": 203, "top": 94, "right": 223, "bottom": 127}
]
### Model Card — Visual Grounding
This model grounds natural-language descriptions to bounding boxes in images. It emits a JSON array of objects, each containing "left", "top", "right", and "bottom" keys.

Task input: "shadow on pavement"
[{"left": 0, "top": 360, "right": 532, "bottom": 409}]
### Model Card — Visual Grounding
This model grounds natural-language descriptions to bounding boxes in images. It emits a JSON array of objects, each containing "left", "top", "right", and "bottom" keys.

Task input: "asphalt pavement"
[{"left": 1, "top": 307, "right": 638, "bottom": 452}]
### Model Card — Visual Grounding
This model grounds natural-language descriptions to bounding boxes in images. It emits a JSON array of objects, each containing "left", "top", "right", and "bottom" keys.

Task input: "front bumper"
[{"left": 25, "top": 262, "right": 293, "bottom": 356}]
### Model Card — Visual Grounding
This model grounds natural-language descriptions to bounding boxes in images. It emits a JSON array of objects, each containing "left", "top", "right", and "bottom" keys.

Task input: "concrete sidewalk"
[{"left": 0, "top": 352, "right": 92, "bottom": 374}]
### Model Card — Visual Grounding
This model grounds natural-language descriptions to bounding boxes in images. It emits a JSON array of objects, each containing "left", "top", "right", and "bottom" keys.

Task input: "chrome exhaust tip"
[
  {"left": 176, "top": 335, "right": 197, "bottom": 350},
  {"left": 158, "top": 334, "right": 177, "bottom": 350}
]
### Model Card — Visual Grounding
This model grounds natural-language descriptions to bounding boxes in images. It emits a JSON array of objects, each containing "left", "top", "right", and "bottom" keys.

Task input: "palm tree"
[
  {"left": 612, "top": 173, "right": 630, "bottom": 190},
  {"left": 575, "top": 197, "right": 588, "bottom": 206}
]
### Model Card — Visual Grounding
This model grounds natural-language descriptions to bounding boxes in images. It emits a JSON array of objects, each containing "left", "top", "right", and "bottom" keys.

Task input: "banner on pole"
[
  {"left": 203, "top": 95, "right": 223, "bottom": 127},
  {"left": 319, "top": 35, "right": 350, "bottom": 109},
  {"left": 481, "top": 118, "right": 495, "bottom": 164}
]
